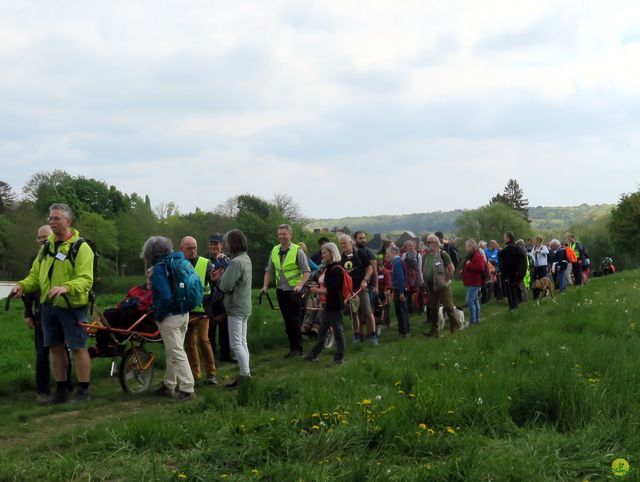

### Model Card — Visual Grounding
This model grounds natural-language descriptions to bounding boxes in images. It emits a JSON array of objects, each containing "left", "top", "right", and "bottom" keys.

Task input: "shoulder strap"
[{"left": 67, "top": 238, "right": 85, "bottom": 267}]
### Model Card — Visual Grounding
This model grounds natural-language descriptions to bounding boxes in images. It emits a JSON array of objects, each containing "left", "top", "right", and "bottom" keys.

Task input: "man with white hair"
[
  {"left": 339, "top": 234, "right": 379, "bottom": 344},
  {"left": 422, "top": 234, "right": 461, "bottom": 337}
]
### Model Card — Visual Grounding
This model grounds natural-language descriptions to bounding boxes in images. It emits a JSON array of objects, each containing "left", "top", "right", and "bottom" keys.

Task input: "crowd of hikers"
[{"left": 9, "top": 203, "right": 617, "bottom": 404}]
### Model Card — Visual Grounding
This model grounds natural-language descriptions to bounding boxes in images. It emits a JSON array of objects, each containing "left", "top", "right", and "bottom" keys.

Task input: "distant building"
[
  {"left": 393, "top": 231, "right": 419, "bottom": 248},
  {"left": 366, "top": 233, "right": 384, "bottom": 251}
]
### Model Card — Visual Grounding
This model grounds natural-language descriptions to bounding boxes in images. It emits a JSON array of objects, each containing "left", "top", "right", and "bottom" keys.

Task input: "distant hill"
[{"left": 306, "top": 204, "right": 614, "bottom": 235}]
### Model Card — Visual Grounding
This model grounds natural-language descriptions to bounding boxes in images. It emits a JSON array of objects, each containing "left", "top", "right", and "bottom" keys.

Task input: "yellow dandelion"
[
  {"left": 312, "top": 425, "right": 320, "bottom": 430},
  {"left": 425, "top": 463, "right": 433, "bottom": 470},
  {"left": 394, "top": 381, "right": 402, "bottom": 386},
  {"left": 447, "top": 410, "right": 455, "bottom": 414},
  {"left": 177, "top": 474, "right": 187, "bottom": 480},
  {"left": 446, "top": 426, "right": 456, "bottom": 434},
  {"left": 408, "top": 393, "right": 416, "bottom": 399},
  {"left": 397, "top": 390, "right": 405, "bottom": 395},
  {"left": 221, "top": 475, "right": 230, "bottom": 480},
  {"left": 251, "top": 468, "right": 260, "bottom": 476},
  {"left": 418, "top": 423, "right": 427, "bottom": 430},
  {"left": 270, "top": 417, "right": 276, "bottom": 422},
  {"left": 428, "top": 428, "right": 435, "bottom": 435},
  {"left": 360, "top": 399, "right": 372, "bottom": 406},
  {"left": 312, "top": 412, "right": 320, "bottom": 417}
]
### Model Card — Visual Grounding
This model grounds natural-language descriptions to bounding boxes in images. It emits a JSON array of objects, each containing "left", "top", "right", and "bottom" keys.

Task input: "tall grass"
[{"left": 1, "top": 273, "right": 639, "bottom": 480}]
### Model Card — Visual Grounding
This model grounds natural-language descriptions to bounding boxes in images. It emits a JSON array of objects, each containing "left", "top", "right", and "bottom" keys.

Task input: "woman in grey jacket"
[{"left": 215, "top": 229, "right": 252, "bottom": 389}]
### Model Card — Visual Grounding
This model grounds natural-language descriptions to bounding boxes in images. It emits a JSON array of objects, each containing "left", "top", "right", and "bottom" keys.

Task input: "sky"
[{"left": 1, "top": 1, "right": 639, "bottom": 219}]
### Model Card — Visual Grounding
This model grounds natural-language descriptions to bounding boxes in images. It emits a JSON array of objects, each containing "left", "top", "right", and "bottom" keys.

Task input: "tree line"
[
  {"left": 1, "top": 174, "right": 637, "bottom": 287},
  {"left": 0, "top": 171, "right": 322, "bottom": 289}
]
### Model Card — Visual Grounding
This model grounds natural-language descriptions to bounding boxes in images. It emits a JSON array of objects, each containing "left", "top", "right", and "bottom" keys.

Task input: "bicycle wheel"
[{"left": 119, "top": 348, "right": 155, "bottom": 394}]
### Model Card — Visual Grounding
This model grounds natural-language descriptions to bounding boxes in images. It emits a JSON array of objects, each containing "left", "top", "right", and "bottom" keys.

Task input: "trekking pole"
[{"left": 258, "top": 291, "right": 279, "bottom": 311}]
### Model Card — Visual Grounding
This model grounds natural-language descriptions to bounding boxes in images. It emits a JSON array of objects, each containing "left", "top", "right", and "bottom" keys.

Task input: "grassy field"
[{"left": 1, "top": 274, "right": 639, "bottom": 481}]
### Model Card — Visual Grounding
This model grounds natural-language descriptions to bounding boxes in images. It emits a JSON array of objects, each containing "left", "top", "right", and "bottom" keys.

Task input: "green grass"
[{"left": 1, "top": 275, "right": 639, "bottom": 481}]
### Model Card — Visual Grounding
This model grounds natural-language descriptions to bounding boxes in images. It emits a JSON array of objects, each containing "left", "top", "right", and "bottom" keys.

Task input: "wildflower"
[
  {"left": 220, "top": 475, "right": 230, "bottom": 480},
  {"left": 428, "top": 428, "right": 435, "bottom": 435},
  {"left": 408, "top": 393, "right": 416, "bottom": 399},
  {"left": 476, "top": 397, "right": 483, "bottom": 405},
  {"left": 394, "top": 381, "right": 402, "bottom": 386},
  {"left": 360, "top": 399, "right": 371, "bottom": 406},
  {"left": 312, "top": 412, "right": 320, "bottom": 417},
  {"left": 397, "top": 390, "right": 405, "bottom": 395},
  {"left": 418, "top": 423, "right": 427, "bottom": 430},
  {"left": 251, "top": 468, "right": 260, "bottom": 477},
  {"left": 446, "top": 426, "right": 456, "bottom": 434},
  {"left": 312, "top": 425, "right": 320, "bottom": 430},
  {"left": 447, "top": 410, "right": 455, "bottom": 414},
  {"left": 178, "top": 474, "right": 187, "bottom": 480}
]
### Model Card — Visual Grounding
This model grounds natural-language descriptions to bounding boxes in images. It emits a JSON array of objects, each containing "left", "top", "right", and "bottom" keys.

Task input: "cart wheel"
[
  {"left": 324, "top": 327, "right": 335, "bottom": 349},
  {"left": 119, "top": 348, "right": 154, "bottom": 394}
]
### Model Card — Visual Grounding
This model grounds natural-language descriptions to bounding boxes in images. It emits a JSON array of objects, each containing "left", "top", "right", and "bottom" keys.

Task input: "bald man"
[{"left": 180, "top": 236, "right": 218, "bottom": 385}]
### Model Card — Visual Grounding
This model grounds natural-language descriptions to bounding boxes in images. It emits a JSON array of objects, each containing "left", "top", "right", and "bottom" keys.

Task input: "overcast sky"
[{"left": 1, "top": 1, "right": 639, "bottom": 218}]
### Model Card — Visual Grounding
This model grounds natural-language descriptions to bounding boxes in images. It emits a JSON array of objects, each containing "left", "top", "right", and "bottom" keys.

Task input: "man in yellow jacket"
[
  {"left": 261, "top": 224, "right": 310, "bottom": 358},
  {"left": 11, "top": 203, "right": 94, "bottom": 404}
]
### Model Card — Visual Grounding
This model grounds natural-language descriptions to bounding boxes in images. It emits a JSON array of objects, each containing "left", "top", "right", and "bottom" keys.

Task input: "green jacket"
[
  {"left": 219, "top": 252, "right": 252, "bottom": 317},
  {"left": 18, "top": 229, "right": 94, "bottom": 309}
]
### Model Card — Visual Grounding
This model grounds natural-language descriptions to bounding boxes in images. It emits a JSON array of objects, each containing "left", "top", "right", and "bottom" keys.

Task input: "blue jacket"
[
  {"left": 485, "top": 248, "right": 500, "bottom": 270},
  {"left": 151, "top": 251, "right": 185, "bottom": 322},
  {"left": 391, "top": 256, "right": 405, "bottom": 294}
]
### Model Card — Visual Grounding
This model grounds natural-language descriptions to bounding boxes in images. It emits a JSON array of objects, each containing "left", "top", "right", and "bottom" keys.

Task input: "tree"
[
  {"left": 456, "top": 202, "right": 532, "bottom": 243},
  {"left": 214, "top": 196, "right": 239, "bottom": 218},
  {"left": 154, "top": 202, "right": 179, "bottom": 222},
  {"left": 273, "top": 193, "right": 303, "bottom": 223},
  {"left": 491, "top": 179, "right": 529, "bottom": 222},
  {"left": 22, "top": 170, "right": 71, "bottom": 203},
  {"left": 0, "top": 181, "right": 16, "bottom": 213},
  {"left": 610, "top": 190, "right": 640, "bottom": 267}
]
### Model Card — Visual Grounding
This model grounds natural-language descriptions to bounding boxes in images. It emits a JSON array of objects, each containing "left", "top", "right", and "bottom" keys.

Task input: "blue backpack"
[{"left": 164, "top": 256, "right": 203, "bottom": 314}]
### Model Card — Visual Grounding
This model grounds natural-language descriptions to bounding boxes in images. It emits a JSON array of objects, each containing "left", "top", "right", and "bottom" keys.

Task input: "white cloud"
[{"left": 1, "top": 1, "right": 639, "bottom": 219}]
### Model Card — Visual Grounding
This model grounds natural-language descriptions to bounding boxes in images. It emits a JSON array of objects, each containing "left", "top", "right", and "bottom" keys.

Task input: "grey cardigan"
[{"left": 219, "top": 252, "right": 252, "bottom": 317}]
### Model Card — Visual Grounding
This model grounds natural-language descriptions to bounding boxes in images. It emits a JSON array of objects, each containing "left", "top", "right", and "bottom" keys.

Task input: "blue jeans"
[
  {"left": 556, "top": 269, "right": 568, "bottom": 293},
  {"left": 466, "top": 286, "right": 481, "bottom": 323}
]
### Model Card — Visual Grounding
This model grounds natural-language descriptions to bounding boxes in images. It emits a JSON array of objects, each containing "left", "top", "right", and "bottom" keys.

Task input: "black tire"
[{"left": 119, "top": 348, "right": 154, "bottom": 394}]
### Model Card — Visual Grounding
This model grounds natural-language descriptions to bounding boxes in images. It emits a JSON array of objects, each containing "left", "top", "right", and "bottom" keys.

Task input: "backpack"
[
  {"left": 403, "top": 251, "right": 419, "bottom": 290},
  {"left": 481, "top": 260, "right": 490, "bottom": 282},
  {"left": 41, "top": 237, "right": 99, "bottom": 315},
  {"left": 164, "top": 257, "right": 203, "bottom": 314},
  {"left": 331, "top": 264, "right": 353, "bottom": 302},
  {"left": 566, "top": 246, "right": 578, "bottom": 264}
]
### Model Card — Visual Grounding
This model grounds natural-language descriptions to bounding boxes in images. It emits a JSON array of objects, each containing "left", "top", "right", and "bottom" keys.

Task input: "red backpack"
[{"left": 332, "top": 265, "right": 353, "bottom": 302}]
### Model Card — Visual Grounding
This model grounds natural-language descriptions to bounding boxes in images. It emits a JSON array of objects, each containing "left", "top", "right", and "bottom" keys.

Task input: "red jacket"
[{"left": 462, "top": 250, "right": 485, "bottom": 287}]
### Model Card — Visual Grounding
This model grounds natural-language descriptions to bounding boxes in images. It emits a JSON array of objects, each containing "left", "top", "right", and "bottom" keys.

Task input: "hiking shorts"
[
  {"left": 356, "top": 290, "right": 373, "bottom": 317},
  {"left": 40, "top": 304, "right": 88, "bottom": 350}
]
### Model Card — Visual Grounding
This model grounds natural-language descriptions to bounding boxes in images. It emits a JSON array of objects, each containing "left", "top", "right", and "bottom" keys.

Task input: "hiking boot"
[
  {"left": 36, "top": 392, "right": 50, "bottom": 403},
  {"left": 303, "top": 355, "right": 319, "bottom": 362},
  {"left": 174, "top": 391, "right": 195, "bottom": 402},
  {"left": 154, "top": 384, "right": 176, "bottom": 398},
  {"left": 351, "top": 335, "right": 363, "bottom": 344},
  {"left": 42, "top": 387, "right": 70, "bottom": 405},
  {"left": 369, "top": 334, "right": 380, "bottom": 346},
  {"left": 284, "top": 350, "right": 303, "bottom": 359},
  {"left": 205, "top": 375, "right": 218, "bottom": 385},
  {"left": 72, "top": 387, "right": 90, "bottom": 402},
  {"left": 225, "top": 375, "right": 250, "bottom": 390}
]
